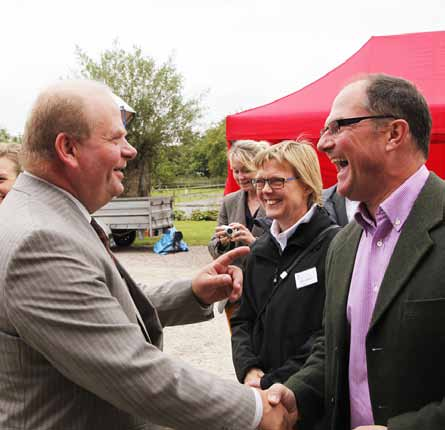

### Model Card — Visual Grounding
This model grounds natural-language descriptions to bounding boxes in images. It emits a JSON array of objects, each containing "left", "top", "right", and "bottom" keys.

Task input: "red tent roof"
[{"left": 225, "top": 31, "right": 445, "bottom": 193}]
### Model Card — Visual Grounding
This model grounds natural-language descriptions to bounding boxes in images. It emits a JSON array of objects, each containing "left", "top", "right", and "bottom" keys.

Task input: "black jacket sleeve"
[
  {"left": 230, "top": 256, "right": 263, "bottom": 382},
  {"left": 260, "top": 327, "right": 323, "bottom": 389}
]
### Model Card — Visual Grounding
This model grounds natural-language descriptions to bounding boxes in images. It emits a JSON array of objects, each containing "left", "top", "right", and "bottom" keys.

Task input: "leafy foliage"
[
  {"left": 191, "top": 119, "right": 227, "bottom": 178},
  {"left": 75, "top": 42, "right": 202, "bottom": 195},
  {"left": 190, "top": 209, "right": 219, "bottom": 221},
  {"left": 0, "top": 128, "right": 21, "bottom": 143}
]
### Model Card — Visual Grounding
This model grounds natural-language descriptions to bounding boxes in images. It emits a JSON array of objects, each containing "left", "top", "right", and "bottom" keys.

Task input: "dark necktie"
[
  {"left": 90, "top": 218, "right": 113, "bottom": 252},
  {"left": 90, "top": 218, "right": 152, "bottom": 343}
]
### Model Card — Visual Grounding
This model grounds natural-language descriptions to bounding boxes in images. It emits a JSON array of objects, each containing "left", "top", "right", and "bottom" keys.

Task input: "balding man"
[
  {"left": 268, "top": 74, "right": 445, "bottom": 430},
  {"left": 0, "top": 80, "right": 288, "bottom": 430}
]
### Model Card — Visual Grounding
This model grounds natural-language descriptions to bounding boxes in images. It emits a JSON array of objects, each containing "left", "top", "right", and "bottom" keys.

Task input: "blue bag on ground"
[{"left": 153, "top": 227, "right": 189, "bottom": 255}]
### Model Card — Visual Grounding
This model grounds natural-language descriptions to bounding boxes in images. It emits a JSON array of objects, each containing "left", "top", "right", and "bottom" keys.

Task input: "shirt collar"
[
  {"left": 355, "top": 165, "right": 429, "bottom": 234},
  {"left": 23, "top": 171, "right": 91, "bottom": 222},
  {"left": 270, "top": 204, "right": 317, "bottom": 251}
]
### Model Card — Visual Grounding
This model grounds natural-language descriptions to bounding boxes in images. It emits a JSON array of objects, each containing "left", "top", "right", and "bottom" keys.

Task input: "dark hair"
[{"left": 364, "top": 74, "right": 431, "bottom": 158}]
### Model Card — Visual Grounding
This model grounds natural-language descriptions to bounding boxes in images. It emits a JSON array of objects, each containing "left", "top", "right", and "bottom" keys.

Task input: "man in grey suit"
[
  {"left": 0, "top": 80, "right": 289, "bottom": 429},
  {"left": 322, "top": 184, "right": 358, "bottom": 227},
  {"left": 268, "top": 74, "right": 445, "bottom": 430}
]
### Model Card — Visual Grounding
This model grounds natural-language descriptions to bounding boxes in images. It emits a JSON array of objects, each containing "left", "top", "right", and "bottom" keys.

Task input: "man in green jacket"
[{"left": 268, "top": 74, "right": 445, "bottom": 430}]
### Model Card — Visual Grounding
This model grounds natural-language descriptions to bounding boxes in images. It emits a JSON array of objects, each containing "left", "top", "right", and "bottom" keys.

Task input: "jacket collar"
[{"left": 254, "top": 206, "right": 334, "bottom": 259}]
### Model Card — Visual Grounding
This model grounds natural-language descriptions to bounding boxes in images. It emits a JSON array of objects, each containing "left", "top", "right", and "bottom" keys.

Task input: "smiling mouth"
[
  {"left": 265, "top": 199, "right": 280, "bottom": 206},
  {"left": 113, "top": 168, "right": 125, "bottom": 178},
  {"left": 331, "top": 158, "right": 349, "bottom": 171}
]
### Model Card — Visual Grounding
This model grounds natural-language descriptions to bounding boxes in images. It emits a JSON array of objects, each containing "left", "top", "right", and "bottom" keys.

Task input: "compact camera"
[{"left": 222, "top": 225, "right": 238, "bottom": 238}]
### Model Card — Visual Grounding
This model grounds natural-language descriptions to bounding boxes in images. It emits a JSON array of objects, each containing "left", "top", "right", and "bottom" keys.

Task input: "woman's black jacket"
[{"left": 230, "top": 206, "right": 339, "bottom": 389}]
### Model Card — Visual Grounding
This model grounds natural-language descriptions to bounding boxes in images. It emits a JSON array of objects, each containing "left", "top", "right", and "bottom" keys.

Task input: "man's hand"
[
  {"left": 244, "top": 367, "right": 264, "bottom": 388},
  {"left": 191, "top": 246, "right": 250, "bottom": 305},
  {"left": 353, "top": 426, "right": 387, "bottom": 430},
  {"left": 266, "top": 384, "right": 299, "bottom": 427},
  {"left": 258, "top": 389, "right": 292, "bottom": 430}
]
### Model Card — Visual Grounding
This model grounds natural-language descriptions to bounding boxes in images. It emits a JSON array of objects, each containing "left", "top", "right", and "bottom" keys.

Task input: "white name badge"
[{"left": 294, "top": 267, "right": 318, "bottom": 289}]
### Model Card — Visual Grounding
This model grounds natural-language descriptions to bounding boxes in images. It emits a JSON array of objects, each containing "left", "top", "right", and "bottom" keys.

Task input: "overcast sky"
[{"left": 1, "top": 0, "right": 444, "bottom": 135}]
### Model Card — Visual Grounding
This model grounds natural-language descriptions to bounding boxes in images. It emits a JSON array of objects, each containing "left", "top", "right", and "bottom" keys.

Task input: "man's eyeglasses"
[
  {"left": 252, "top": 177, "right": 298, "bottom": 190},
  {"left": 320, "top": 115, "right": 396, "bottom": 137}
]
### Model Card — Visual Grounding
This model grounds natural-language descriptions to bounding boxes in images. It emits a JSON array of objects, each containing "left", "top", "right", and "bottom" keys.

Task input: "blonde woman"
[
  {"left": 208, "top": 140, "right": 270, "bottom": 263},
  {"left": 0, "top": 143, "right": 21, "bottom": 204},
  {"left": 231, "top": 140, "right": 339, "bottom": 412}
]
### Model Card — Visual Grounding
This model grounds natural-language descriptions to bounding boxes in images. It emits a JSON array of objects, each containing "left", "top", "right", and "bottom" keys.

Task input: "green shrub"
[
  {"left": 190, "top": 209, "right": 219, "bottom": 221},
  {"left": 173, "top": 209, "right": 187, "bottom": 220}
]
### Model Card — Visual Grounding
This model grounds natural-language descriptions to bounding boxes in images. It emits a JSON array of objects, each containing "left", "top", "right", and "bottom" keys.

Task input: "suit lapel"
[
  {"left": 370, "top": 174, "right": 445, "bottom": 329},
  {"left": 232, "top": 190, "right": 247, "bottom": 224},
  {"left": 330, "top": 223, "right": 363, "bottom": 343}
]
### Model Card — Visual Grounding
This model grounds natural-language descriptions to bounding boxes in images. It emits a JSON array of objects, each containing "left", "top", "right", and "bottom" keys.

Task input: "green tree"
[
  {"left": 192, "top": 119, "right": 227, "bottom": 178},
  {"left": 0, "top": 128, "right": 21, "bottom": 143},
  {"left": 75, "top": 42, "right": 202, "bottom": 195}
]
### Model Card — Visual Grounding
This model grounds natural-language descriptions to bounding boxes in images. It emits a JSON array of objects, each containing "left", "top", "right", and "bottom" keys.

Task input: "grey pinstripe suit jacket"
[{"left": 0, "top": 174, "right": 256, "bottom": 430}]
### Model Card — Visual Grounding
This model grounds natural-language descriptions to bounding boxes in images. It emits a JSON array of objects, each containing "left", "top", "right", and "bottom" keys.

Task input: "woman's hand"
[
  {"left": 244, "top": 367, "right": 264, "bottom": 388},
  {"left": 228, "top": 223, "right": 256, "bottom": 246},
  {"left": 214, "top": 225, "right": 232, "bottom": 246}
]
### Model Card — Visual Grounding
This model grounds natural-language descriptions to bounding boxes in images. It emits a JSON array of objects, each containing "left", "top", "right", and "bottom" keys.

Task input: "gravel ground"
[{"left": 115, "top": 245, "right": 237, "bottom": 380}]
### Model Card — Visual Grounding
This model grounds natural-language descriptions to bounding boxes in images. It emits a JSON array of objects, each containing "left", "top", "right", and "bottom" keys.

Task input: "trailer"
[{"left": 92, "top": 196, "right": 174, "bottom": 247}]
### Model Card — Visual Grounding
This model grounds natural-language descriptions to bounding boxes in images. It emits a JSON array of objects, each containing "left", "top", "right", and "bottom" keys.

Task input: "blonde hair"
[
  {"left": 228, "top": 140, "right": 269, "bottom": 172},
  {"left": 254, "top": 139, "right": 322, "bottom": 207},
  {"left": 0, "top": 142, "right": 22, "bottom": 176}
]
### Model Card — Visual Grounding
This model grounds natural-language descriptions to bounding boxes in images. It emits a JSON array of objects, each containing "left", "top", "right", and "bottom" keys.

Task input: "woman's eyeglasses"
[{"left": 251, "top": 177, "right": 298, "bottom": 190}]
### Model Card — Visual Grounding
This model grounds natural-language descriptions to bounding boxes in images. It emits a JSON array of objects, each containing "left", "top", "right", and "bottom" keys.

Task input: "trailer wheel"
[{"left": 112, "top": 230, "right": 136, "bottom": 247}]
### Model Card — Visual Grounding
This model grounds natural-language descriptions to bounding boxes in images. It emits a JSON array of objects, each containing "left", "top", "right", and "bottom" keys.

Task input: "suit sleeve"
[
  {"left": 284, "top": 325, "right": 326, "bottom": 424},
  {"left": 141, "top": 279, "right": 214, "bottom": 327},
  {"left": 388, "top": 401, "right": 445, "bottom": 430},
  {"left": 230, "top": 255, "right": 263, "bottom": 382},
  {"left": 5, "top": 228, "right": 257, "bottom": 430}
]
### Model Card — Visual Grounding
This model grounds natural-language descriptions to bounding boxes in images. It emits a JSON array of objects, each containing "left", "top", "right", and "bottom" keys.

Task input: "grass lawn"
[
  {"left": 134, "top": 220, "right": 217, "bottom": 247},
  {"left": 152, "top": 187, "right": 224, "bottom": 203}
]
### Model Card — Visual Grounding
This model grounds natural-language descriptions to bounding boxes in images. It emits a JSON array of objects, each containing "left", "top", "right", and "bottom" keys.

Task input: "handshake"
[{"left": 258, "top": 384, "right": 298, "bottom": 430}]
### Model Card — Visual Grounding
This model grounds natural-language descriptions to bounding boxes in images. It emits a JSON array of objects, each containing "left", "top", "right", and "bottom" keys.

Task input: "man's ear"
[
  {"left": 54, "top": 133, "right": 79, "bottom": 168},
  {"left": 386, "top": 119, "right": 410, "bottom": 152}
]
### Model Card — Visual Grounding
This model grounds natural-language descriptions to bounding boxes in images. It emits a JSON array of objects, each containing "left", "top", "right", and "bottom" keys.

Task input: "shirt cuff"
[{"left": 251, "top": 387, "right": 263, "bottom": 429}]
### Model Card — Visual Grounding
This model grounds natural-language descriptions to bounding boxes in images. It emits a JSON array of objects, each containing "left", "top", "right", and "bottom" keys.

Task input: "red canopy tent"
[{"left": 225, "top": 30, "right": 445, "bottom": 193}]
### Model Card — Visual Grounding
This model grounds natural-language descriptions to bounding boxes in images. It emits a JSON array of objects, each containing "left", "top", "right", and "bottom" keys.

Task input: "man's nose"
[
  {"left": 317, "top": 134, "right": 334, "bottom": 153},
  {"left": 122, "top": 139, "right": 137, "bottom": 160}
]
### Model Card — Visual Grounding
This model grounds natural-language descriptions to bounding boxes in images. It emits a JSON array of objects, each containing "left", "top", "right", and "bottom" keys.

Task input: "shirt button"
[
  {"left": 395, "top": 218, "right": 401, "bottom": 226},
  {"left": 373, "top": 285, "right": 378, "bottom": 292},
  {"left": 376, "top": 240, "right": 383, "bottom": 247}
]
